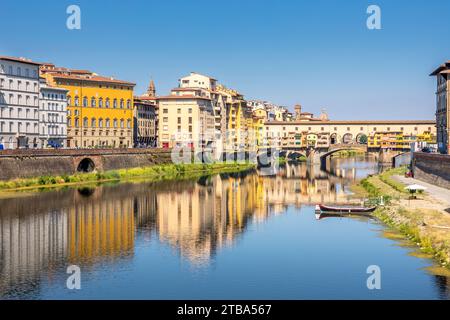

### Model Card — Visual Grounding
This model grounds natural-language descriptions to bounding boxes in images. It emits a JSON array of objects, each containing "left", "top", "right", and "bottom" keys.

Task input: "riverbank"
[
  {"left": 0, "top": 162, "right": 256, "bottom": 193},
  {"left": 358, "top": 167, "right": 450, "bottom": 268}
]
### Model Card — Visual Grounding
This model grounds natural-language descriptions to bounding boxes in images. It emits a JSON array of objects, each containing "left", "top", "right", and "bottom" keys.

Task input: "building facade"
[
  {"left": 158, "top": 94, "right": 215, "bottom": 150},
  {"left": 39, "top": 78, "right": 68, "bottom": 148},
  {"left": 430, "top": 61, "right": 450, "bottom": 154},
  {"left": 133, "top": 96, "right": 157, "bottom": 147},
  {"left": 41, "top": 64, "right": 135, "bottom": 148},
  {"left": 0, "top": 56, "right": 41, "bottom": 149}
]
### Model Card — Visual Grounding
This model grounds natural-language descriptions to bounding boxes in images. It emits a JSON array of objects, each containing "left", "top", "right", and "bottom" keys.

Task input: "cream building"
[
  {"left": 158, "top": 93, "right": 215, "bottom": 150},
  {"left": 430, "top": 61, "right": 450, "bottom": 154}
]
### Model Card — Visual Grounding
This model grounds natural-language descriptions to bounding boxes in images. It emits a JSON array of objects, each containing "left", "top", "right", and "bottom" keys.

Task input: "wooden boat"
[{"left": 315, "top": 204, "right": 376, "bottom": 214}]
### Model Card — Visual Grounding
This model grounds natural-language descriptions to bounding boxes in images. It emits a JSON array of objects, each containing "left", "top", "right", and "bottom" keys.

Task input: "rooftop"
[
  {"left": 0, "top": 56, "right": 41, "bottom": 66},
  {"left": 430, "top": 60, "right": 450, "bottom": 76}
]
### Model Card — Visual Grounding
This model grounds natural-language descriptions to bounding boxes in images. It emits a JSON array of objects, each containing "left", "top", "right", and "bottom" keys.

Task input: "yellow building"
[
  {"left": 216, "top": 85, "right": 251, "bottom": 152},
  {"left": 40, "top": 64, "right": 135, "bottom": 148}
]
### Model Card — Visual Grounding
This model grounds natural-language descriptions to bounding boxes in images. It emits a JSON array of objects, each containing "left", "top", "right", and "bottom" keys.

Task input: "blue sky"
[{"left": 2, "top": 0, "right": 449, "bottom": 120}]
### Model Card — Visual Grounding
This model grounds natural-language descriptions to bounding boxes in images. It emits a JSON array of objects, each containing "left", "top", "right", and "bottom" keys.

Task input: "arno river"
[{"left": 0, "top": 157, "right": 449, "bottom": 300}]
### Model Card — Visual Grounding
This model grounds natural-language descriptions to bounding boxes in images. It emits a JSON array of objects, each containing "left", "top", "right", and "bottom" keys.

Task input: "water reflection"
[{"left": 0, "top": 157, "right": 448, "bottom": 299}]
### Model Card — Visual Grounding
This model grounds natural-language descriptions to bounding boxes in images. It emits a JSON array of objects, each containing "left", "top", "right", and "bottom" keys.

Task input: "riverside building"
[
  {"left": 0, "top": 56, "right": 41, "bottom": 149},
  {"left": 430, "top": 60, "right": 450, "bottom": 154},
  {"left": 40, "top": 63, "right": 135, "bottom": 149},
  {"left": 39, "top": 78, "right": 68, "bottom": 148}
]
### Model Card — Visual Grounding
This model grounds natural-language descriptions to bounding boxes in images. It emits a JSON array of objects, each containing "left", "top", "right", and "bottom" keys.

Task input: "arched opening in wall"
[
  {"left": 77, "top": 158, "right": 95, "bottom": 173},
  {"left": 342, "top": 133, "right": 353, "bottom": 144},
  {"left": 356, "top": 133, "right": 368, "bottom": 144},
  {"left": 330, "top": 133, "right": 337, "bottom": 145}
]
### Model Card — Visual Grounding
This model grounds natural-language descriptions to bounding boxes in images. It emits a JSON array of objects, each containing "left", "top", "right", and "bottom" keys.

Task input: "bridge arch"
[
  {"left": 356, "top": 133, "right": 368, "bottom": 144},
  {"left": 342, "top": 133, "right": 353, "bottom": 144},
  {"left": 330, "top": 133, "right": 338, "bottom": 145},
  {"left": 77, "top": 158, "right": 96, "bottom": 173}
]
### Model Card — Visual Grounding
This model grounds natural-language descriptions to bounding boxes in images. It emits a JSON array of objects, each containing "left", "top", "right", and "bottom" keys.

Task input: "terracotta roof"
[
  {"left": 0, "top": 56, "right": 41, "bottom": 66},
  {"left": 50, "top": 73, "right": 135, "bottom": 86},
  {"left": 265, "top": 120, "right": 436, "bottom": 125},
  {"left": 172, "top": 87, "right": 202, "bottom": 91},
  {"left": 157, "top": 94, "right": 211, "bottom": 101},
  {"left": 135, "top": 96, "right": 157, "bottom": 101}
]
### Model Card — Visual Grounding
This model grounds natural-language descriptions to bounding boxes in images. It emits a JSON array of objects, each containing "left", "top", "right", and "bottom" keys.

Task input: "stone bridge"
[
  {"left": 0, "top": 148, "right": 173, "bottom": 181},
  {"left": 276, "top": 143, "right": 405, "bottom": 168}
]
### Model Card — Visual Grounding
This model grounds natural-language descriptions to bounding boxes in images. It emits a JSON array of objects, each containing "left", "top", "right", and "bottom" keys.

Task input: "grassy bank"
[
  {"left": 359, "top": 167, "right": 450, "bottom": 268},
  {"left": 0, "top": 162, "right": 256, "bottom": 192}
]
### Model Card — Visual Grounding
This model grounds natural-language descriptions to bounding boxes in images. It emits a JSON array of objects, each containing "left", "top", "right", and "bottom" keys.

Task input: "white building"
[
  {"left": 179, "top": 72, "right": 217, "bottom": 91},
  {"left": 0, "top": 56, "right": 41, "bottom": 149},
  {"left": 39, "top": 78, "right": 68, "bottom": 148}
]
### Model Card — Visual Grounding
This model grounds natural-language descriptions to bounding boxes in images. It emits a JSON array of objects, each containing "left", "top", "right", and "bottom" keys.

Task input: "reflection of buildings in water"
[
  {"left": 260, "top": 163, "right": 357, "bottom": 211},
  {"left": 156, "top": 174, "right": 265, "bottom": 265},
  {"left": 0, "top": 161, "right": 376, "bottom": 296},
  {"left": 0, "top": 187, "right": 139, "bottom": 297}
]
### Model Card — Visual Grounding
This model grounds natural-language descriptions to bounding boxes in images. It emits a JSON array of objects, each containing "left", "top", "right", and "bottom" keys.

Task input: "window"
[
  {"left": 120, "top": 99, "right": 124, "bottom": 108},
  {"left": 106, "top": 98, "right": 110, "bottom": 108},
  {"left": 127, "top": 119, "right": 131, "bottom": 128},
  {"left": 113, "top": 99, "right": 117, "bottom": 108},
  {"left": 113, "top": 119, "right": 118, "bottom": 128},
  {"left": 8, "top": 66, "right": 13, "bottom": 75},
  {"left": 74, "top": 96, "right": 79, "bottom": 106},
  {"left": 83, "top": 97, "right": 88, "bottom": 107},
  {"left": 99, "top": 98, "right": 103, "bottom": 108},
  {"left": 67, "top": 96, "right": 72, "bottom": 105},
  {"left": 120, "top": 119, "right": 124, "bottom": 128},
  {"left": 188, "top": 108, "right": 192, "bottom": 114},
  {"left": 178, "top": 117, "right": 181, "bottom": 124},
  {"left": 189, "top": 117, "right": 192, "bottom": 124},
  {"left": 163, "top": 108, "right": 168, "bottom": 114},
  {"left": 106, "top": 118, "right": 110, "bottom": 128},
  {"left": 17, "top": 67, "right": 21, "bottom": 76},
  {"left": 91, "top": 118, "right": 96, "bottom": 128},
  {"left": 127, "top": 100, "right": 131, "bottom": 108},
  {"left": 99, "top": 118, "right": 103, "bottom": 128},
  {"left": 91, "top": 97, "right": 96, "bottom": 107},
  {"left": 177, "top": 108, "right": 181, "bottom": 114},
  {"left": 163, "top": 117, "right": 168, "bottom": 122}
]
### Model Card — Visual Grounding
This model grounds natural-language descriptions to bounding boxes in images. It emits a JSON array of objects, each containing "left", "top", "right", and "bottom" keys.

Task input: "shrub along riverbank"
[
  {"left": 359, "top": 167, "right": 450, "bottom": 268},
  {"left": 0, "top": 162, "right": 256, "bottom": 192}
]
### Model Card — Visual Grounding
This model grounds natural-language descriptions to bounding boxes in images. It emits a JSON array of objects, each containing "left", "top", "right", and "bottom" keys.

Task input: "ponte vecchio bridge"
[{"left": 261, "top": 119, "right": 436, "bottom": 166}]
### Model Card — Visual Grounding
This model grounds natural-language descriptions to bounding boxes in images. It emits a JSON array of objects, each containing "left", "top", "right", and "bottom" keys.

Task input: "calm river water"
[{"left": 0, "top": 157, "right": 449, "bottom": 300}]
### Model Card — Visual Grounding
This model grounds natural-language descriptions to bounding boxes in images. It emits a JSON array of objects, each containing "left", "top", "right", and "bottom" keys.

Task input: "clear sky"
[{"left": 2, "top": 0, "right": 449, "bottom": 120}]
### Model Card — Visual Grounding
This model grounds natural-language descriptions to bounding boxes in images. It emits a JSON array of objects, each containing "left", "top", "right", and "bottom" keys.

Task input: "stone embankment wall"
[
  {"left": 413, "top": 153, "right": 450, "bottom": 189},
  {"left": 0, "top": 149, "right": 173, "bottom": 181}
]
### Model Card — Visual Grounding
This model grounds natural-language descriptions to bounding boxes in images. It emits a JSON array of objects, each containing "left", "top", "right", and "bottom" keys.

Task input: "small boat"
[{"left": 316, "top": 204, "right": 377, "bottom": 214}]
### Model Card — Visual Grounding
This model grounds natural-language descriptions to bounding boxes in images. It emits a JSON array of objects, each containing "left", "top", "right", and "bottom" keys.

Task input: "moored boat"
[{"left": 316, "top": 204, "right": 377, "bottom": 214}]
